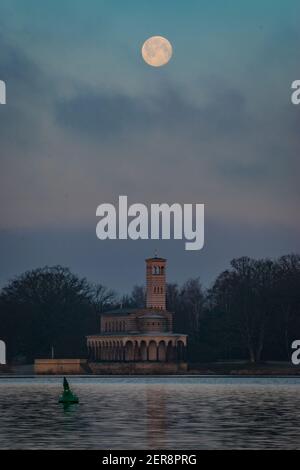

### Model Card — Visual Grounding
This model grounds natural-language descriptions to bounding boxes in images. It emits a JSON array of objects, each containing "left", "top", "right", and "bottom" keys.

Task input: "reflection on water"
[
  {"left": 0, "top": 377, "right": 300, "bottom": 449},
  {"left": 146, "top": 388, "right": 167, "bottom": 449}
]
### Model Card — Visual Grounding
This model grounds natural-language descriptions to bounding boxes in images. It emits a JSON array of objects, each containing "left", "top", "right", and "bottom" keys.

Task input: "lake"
[{"left": 0, "top": 376, "right": 300, "bottom": 449}]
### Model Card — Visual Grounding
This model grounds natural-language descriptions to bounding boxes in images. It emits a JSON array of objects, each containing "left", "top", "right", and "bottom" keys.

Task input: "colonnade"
[{"left": 87, "top": 338, "right": 186, "bottom": 362}]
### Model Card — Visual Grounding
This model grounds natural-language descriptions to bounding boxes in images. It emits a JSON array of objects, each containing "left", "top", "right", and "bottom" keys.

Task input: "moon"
[{"left": 142, "top": 36, "right": 173, "bottom": 67}]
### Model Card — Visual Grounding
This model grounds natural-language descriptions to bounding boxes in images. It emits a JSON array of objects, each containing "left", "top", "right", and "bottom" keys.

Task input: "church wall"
[
  {"left": 89, "top": 361, "right": 188, "bottom": 375},
  {"left": 34, "top": 359, "right": 88, "bottom": 375},
  {"left": 100, "top": 310, "right": 173, "bottom": 334}
]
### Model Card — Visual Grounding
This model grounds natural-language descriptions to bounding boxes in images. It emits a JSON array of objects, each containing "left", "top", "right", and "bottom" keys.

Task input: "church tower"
[{"left": 146, "top": 256, "right": 167, "bottom": 310}]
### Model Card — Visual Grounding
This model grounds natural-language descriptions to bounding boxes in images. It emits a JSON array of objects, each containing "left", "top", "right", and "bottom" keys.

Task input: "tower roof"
[{"left": 145, "top": 257, "right": 166, "bottom": 262}]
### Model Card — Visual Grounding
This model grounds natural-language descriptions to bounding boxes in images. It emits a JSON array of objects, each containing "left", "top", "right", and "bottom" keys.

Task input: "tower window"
[{"left": 152, "top": 266, "right": 162, "bottom": 275}]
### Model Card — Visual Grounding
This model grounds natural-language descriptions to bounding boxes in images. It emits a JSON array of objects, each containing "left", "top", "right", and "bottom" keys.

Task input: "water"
[{"left": 0, "top": 376, "right": 300, "bottom": 449}]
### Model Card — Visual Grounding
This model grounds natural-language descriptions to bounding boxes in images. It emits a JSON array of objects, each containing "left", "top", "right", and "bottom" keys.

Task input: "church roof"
[
  {"left": 101, "top": 308, "right": 170, "bottom": 316},
  {"left": 101, "top": 308, "right": 136, "bottom": 316},
  {"left": 139, "top": 314, "right": 165, "bottom": 319}
]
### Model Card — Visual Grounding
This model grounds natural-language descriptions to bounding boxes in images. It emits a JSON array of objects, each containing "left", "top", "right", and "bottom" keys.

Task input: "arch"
[
  {"left": 120, "top": 341, "right": 125, "bottom": 360},
  {"left": 158, "top": 341, "right": 166, "bottom": 362},
  {"left": 108, "top": 340, "right": 112, "bottom": 360},
  {"left": 111, "top": 340, "right": 115, "bottom": 361},
  {"left": 104, "top": 341, "right": 108, "bottom": 361},
  {"left": 98, "top": 342, "right": 102, "bottom": 360},
  {"left": 87, "top": 342, "right": 91, "bottom": 360},
  {"left": 152, "top": 265, "right": 162, "bottom": 275},
  {"left": 108, "top": 341, "right": 112, "bottom": 361},
  {"left": 133, "top": 341, "right": 140, "bottom": 361},
  {"left": 125, "top": 341, "right": 134, "bottom": 361},
  {"left": 148, "top": 340, "right": 158, "bottom": 361},
  {"left": 140, "top": 341, "right": 147, "bottom": 361},
  {"left": 115, "top": 341, "right": 118, "bottom": 361},
  {"left": 119, "top": 341, "right": 123, "bottom": 361},
  {"left": 166, "top": 341, "right": 174, "bottom": 362},
  {"left": 116, "top": 341, "right": 121, "bottom": 361},
  {"left": 177, "top": 340, "right": 185, "bottom": 361},
  {"left": 89, "top": 342, "right": 93, "bottom": 360}
]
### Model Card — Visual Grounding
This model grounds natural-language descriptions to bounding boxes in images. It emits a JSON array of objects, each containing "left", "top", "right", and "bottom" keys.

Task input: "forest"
[{"left": 0, "top": 254, "right": 299, "bottom": 364}]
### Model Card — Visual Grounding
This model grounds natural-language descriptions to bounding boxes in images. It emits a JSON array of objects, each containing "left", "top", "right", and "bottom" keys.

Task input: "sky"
[{"left": 0, "top": 0, "right": 299, "bottom": 293}]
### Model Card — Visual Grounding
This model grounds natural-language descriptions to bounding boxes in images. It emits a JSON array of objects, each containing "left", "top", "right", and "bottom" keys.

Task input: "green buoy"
[{"left": 58, "top": 377, "right": 79, "bottom": 404}]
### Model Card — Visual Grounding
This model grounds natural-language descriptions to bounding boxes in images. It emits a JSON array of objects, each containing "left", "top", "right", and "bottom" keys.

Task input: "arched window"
[{"left": 152, "top": 265, "right": 161, "bottom": 275}]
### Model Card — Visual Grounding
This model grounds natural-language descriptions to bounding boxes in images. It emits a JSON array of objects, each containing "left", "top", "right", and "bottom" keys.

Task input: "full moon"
[{"left": 142, "top": 36, "right": 173, "bottom": 67}]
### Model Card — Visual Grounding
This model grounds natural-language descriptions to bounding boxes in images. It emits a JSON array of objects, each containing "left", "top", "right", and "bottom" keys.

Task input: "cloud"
[
  {"left": 0, "top": 35, "right": 55, "bottom": 153},
  {"left": 0, "top": 1, "right": 299, "bottom": 292},
  {"left": 55, "top": 83, "right": 249, "bottom": 140}
]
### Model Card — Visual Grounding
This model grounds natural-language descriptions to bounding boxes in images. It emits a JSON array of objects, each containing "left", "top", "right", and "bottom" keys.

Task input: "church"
[{"left": 86, "top": 256, "right": 188, "bottom": 374}]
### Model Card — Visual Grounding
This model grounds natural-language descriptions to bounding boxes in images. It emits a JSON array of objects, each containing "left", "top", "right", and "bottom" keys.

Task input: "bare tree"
[{"left": 90, "top": 283, "right": 117, "bottom": 313}]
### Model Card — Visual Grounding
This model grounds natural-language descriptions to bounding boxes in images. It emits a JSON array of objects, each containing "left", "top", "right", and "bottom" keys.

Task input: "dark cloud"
[
  {"left": 0, "top": 35, "right": 55, "bottom": 152},
  {"left": 0, "top": 37, "right": 39, "bottom": 89},
  {"left": 1, "top": 218, "right": 299, "bottom": 292},
  {"left": 55, "top": 83, "right": 249, "bottom": 139}
]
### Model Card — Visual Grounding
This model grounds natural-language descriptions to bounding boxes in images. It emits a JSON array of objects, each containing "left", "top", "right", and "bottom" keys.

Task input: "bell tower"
[{"left": 146, "top": 256, "right": 167, "bottom": 310}]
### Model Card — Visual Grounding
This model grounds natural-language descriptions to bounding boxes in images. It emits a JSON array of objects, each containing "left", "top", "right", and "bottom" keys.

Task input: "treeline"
[
  {"left": 0, "top": 267, "right": 115, "bottom": 362},
  {"left": 0, "top": 254, "right": 299, "bottom": 364}
]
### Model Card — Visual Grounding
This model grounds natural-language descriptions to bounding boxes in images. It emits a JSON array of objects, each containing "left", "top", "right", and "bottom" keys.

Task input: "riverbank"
[
  {"left": 1, "top": 361, "right": 300, "bottom": 376},
  {"left": 189, "top": 361, "right": 300, "bottom": 376}
]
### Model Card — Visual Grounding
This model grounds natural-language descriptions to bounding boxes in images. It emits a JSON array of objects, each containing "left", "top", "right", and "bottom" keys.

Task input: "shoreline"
[
  {"left": 2, "top": 362, "right": 300, "bottom": 378},
  {"left": 1, "top": 373, "right": 300, "bottom": 380}
]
